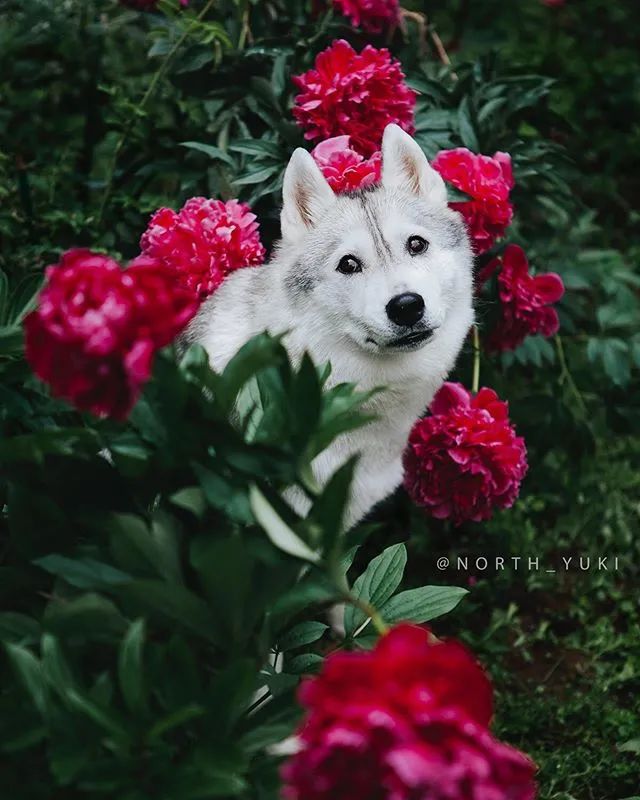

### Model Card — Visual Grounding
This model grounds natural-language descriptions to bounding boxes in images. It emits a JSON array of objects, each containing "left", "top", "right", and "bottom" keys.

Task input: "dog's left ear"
[
  {"left": 281, "top": 148, "right": 335, "bottom": 241},
  {"left": 381, "top": 124, "right": 447, "bottom": 205}
]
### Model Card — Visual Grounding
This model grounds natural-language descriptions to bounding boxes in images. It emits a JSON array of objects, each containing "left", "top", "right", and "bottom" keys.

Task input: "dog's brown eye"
[
  {"left": 337, "top": 254, "right": 362, "bottom": 275},
  {"left": 407, "top": 235, "right": 428, "bottom": 255}
]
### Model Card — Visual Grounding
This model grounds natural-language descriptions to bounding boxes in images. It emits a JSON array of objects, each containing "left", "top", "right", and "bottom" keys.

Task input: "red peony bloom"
[
  {"left": 542, "top": 0, "right": 565, "bottom": 6},
  {"left": 432, "top": 148, "right": 514, "bottom": 254},
  {"left": 293, "top": 39, "right": 416, "bottom": 157},
  {"left": 139, "top": 197, "right": 265, "bottom": 301},
  {"left": 486, "top": 245, "right": 565, "bottom": 351},
  {"left": 403, "top": 382, "right": 528, "bottom": 524},
  {"left": 311, "top": 136, "right": 381, "bottom": 193},
  {"left": 282, "top": 624, "right": 537, "bottom": 800},
  {"left": 333, "top": 0, "right": 400, "bottom": 33},
  {"left": 24, "top": 249, "right": 197, "bottom": 420}
]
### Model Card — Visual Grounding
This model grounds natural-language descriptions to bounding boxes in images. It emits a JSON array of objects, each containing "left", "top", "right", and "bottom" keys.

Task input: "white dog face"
[{"left": 280, "top": 124, "right": 473, "bottom": 355}]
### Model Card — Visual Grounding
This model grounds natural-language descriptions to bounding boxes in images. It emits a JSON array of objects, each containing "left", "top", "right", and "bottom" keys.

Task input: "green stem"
[
  {"left": 471, "top": 324, "right": 481, "bottom": 394},
  {"left": 555, "top": 335, "right": 587, "bottom": 415},
  {"left": 237, "top": 0, "right": 251, "bottom": 50},
  {"left": 97, "top": 0, "right": 217, "bottom": 227},
  {"left": 345, "top": 594, "right": 389, "bottom": 636}
]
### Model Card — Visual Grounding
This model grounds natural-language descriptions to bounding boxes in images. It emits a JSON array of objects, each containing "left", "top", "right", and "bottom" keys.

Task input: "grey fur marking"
[
  {"left": 284, "top": 261, "right": 318, "bottom": 297},
  {"left": 361, "top": 194, "right": 393, "bottom": 262},
  {"left": 433, "top": 212, "right": 466, "bottom": 248}
]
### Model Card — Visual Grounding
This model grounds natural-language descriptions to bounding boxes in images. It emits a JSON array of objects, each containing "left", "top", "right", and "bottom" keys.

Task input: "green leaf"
[
  {"left": 308, "top": 457, "right": 357, "bottom": 560},
  {"left": 109, "top": 512, "right": 182, "bottom": 583},
  {"left": 311, "top": 383, "right": 377, "bottom": 458},
  {"left": 602, "top": 338, "right": 631, "bottom": 386},
  {"left": 218, "top": 333, "right": 287, "bottom": 414},
  {"left": 207, "top": 659, "right": 257, "bottom": 735},
  {"left": 229, "top": 138, "right": 282, "bottom": 158},
  {"left": 0, "top": 613, "right": 40, "bottom": 645},
  {"left": 278, "top": 621, "right": 328, "bottom": 651},
  {"left": 380, "top": 586, "right": 468, "bottom": 625},
  {"left": 345, "top": 544, "right": 407, "bottom": 636},
  {"left": 180, "top": 141, "right": 235, "bottom": 166},
  {"left": 240, "top": 720, "right": 297, "bottom": 753},
  {"left": 249, "top": 486, "right": 320, "bottom": 563},
  {"left": 233, "top": 166, "right": 278, "bottom": 187},
  {"left": 4, "top": 643, "right": 47, "bottom": 714},
  {"left": 41, "top": 634, "right": 75, "bottom": 697},
  {"left": 33, "top": 555, "right": 132, "bottom": 590},
  {"left": 286, "top": 653, "right": 324, "bottom": 675},
  {"left": 118, "top": 619, "right": 147, "bottom": 714},
  {"left": 0, "top": 324, "right": 23, "bottom": 357},
  {"left": 618, "top": 738, "right": 640, "bottom": 755},
  {"left": 457, "top": 97, "right": 479, "bottom": 151},
  {"left": 116, "top": 580, "right": 221, "bottom": 643},
  {"left": 194, "top": 465, "right": 252, "bottom": 524},
  {"left": 148, "top": 704, "right": 206, "bottom": 742},
  {"left": 65, "top": 688, "right": 129, "bottom": 741},
  {"left": 170, "top": 486, "right": 207, "bottom": 518},
  {"left": 43, "top": 594, "right": 126, "bottom": 641},
  {"left": 270, "top": 578, "right": 336, "bottom": 622},
  {"left": 0, "top": 428, "right": 98, "bottom": 465}
]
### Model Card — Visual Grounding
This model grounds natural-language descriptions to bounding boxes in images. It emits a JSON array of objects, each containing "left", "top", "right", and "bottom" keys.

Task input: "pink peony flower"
[
  {"left": 311, "top": 136, "right": 381, "bottom": 193},
  {"left": 282, "top": 624, "right": 537, "bottom": 800},
  {"left": 333, "top": 0, "right": 400, "bottom": 33},
  {"left": 139, "top": 197, "right": 265, "bottom": 301},
  {"left": 293, "top": 39, "right": 416, "bottom": 157},
  {"left": 24, "top": 250, "right": 197, "bottom": 420},
  {"left": 432, "top": 148, "right": 514, "bottom": 254},
  {"left": 403, "top": 382, "right": 528, "bottom": 524},
  {"left": 486, "top": 245, "right": 565, "bottom": 351}
]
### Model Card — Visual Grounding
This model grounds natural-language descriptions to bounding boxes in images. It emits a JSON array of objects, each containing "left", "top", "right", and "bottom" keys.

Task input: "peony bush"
[{"left": 1, "top": 1, "right": 639, "bottom": 799}]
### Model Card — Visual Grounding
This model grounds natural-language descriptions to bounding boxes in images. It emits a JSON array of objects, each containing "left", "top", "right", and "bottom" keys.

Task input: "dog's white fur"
[{"left": 189, "top": 125, "right": 474, "bottom": 527}]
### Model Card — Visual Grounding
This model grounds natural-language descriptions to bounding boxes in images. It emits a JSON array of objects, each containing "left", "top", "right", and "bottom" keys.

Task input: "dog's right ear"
[
  {"left": 281, "top": 148, "right": 335, "bottom": 240},
  {"left": 381, "top": 124, "right": 447, "bottom": 205}
]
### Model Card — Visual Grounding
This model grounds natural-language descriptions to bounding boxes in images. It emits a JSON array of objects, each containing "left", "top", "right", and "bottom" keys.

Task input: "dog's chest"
[{"left": 310, "top": 405, "right": 417, "bottom": 526}]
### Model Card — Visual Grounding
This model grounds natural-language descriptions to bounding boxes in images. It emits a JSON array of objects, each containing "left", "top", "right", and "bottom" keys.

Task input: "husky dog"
[{"left": 188, "top": 124, "right": 474, "bottom": 527}]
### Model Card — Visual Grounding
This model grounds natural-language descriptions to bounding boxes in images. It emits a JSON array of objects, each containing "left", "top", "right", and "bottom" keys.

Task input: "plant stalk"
[
  {"left": 472, "top": 324, "right": 481, "bottom": 394},
  {"left": 97, "top": 0, "right": 217, "bottom": 227}
]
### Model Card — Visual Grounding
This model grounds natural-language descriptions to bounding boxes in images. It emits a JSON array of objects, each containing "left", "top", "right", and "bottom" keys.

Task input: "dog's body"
[{"left": 189, "top": 125, "right": 474, "bottom": 527}]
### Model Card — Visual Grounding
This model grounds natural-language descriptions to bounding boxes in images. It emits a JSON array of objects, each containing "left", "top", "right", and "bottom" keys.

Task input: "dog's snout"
[{"left": 386, "top": 292, "right": 425, "bottom": 327}]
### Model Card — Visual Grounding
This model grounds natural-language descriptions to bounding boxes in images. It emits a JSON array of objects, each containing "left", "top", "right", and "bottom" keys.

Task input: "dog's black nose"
[{"left": 386, "top": 292, "right": 425, "bottom": 327}]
